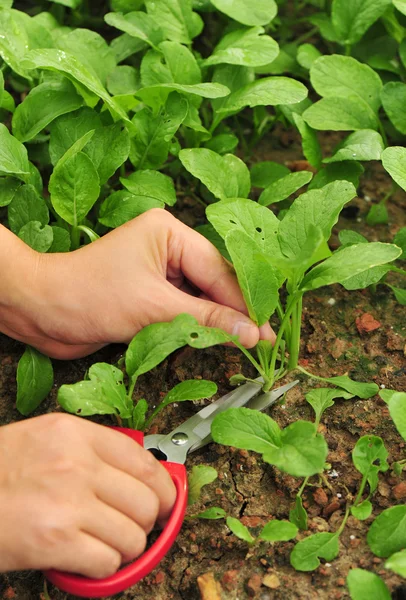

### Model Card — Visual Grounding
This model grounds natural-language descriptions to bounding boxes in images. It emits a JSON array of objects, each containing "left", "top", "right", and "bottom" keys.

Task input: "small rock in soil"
[
  {"left": 197, "top": 572, "right": 222, "bottom": 600},
  {"left": 355, "top": 313, "right": 381, "bottom": 335},
  {"left": 154, "top": 571, "right": 165, "bottom": 585},
  {"left": 323, "top": 500, "right": 341, "bottom": 517},
  {"left": 247, "top": 573, "right": 262, "bottom": 597},
  {"left": 262, "top": 574, "right": 280, "bottom": 589},
  {"left": 330, "top": 338, "right": 348, "bottom": 360},
  {"left": 221, "top": 570, "right": 239, "bottom": 591},
  {"left": 3, "top": 588, "right": 16, "bottom": 599},
  {"left": 393, "top": 481, "right": 406, "bottom": 499},
  {"left": 313, "top": 487, "right": 329, "bottom": 506}
]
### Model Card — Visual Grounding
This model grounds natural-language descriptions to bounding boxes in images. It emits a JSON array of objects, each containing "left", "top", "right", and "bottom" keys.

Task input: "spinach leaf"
[
  {"left": 259, "top": 171, "right": 313, "bottom": 206},
  {"left": 12, "top": 79, "right": 83, "bottom": 143},
  {"left": 179, "top": 148, "right": 250, "bottom": 200},
  {"left": 58, "top": 363, "right": 132, "bottom": 419},
  {"left": 367, "top": 505, "right": 406, "bottom": 557},
  {"left": 204, "top": 27, "right": 279, "bottom": 68},
  {"left": 17, "top": 346, "right": 54, "bottom": 416},
  {"left": 324, "top": 130, "right": 384, "bottom": 163},
  {"left": 379, "top": 390, "right": 406, "bottom": 442},
  {"left": 105, "top": 11, "right": 164, "bottom": 50},
  {"left": 381, "top": 82, "right": 406, "bottom": 134},
  {"left": 98, "top": 191, "right": 163, "bottom": 228},
  {"left": 0, "top": 124, "right": 30, "bottom": 180},
  {"left": 195, "top": 507, "right": 227, "bottom": 520},
  {"left": 306, "top": 388, "right": 353, "bottom": 425},
  {"left": 347, "top": 569, "right": 391, "bottom": 600},
  {"left": 188, "top": 465, "right": 218, "bottom": 505},
  {"left": 259, "top": 520, "right": 298, "bottom": 542},
  {"left": 290, "top": 532, "right": 339, "bottom": 571},
  {"left": 132, "top": 399, "right": 148, "bottom": 430},
  {"left": 226, "top": 517, "right": 255, "bottom": 544},
  {"left": 18, "top": 221, "right": 54, "bottom": 252},
  {"left": 385, "top": 550, "right": 406, "bottom": 578},
  {"left": 144, "top": 0, "right": 203, "bottom": 44},
  {"left": 303, "top": 97, "right": 378, "bottom": 131},
  {"left": 8, "top": 184, "right": 49, "bottom": 234},
  {"left": 332, "top": 0, "right": 392, "bottom": 46},
  {"left": 352, "top": 435, "right": 389, "bottom": 495},
  {"left": 251, "top": 161, "right": 290, "bottom": 188},
  {"left": 0, "top": 178, "right": 21, "bottom": 208},
  {"left": 210, "top": 0, "right": 277, "bottom": 26},
  {"left": 382, "top": 146, "right": 406, "bottom": 191},
  {"left": 290, "top": 496, "right": 308, "bottom": 531}
]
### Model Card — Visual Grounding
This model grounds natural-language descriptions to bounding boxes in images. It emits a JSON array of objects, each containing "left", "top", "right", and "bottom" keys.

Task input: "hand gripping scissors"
[{"left": 45, "top": 378, "right": 299, "bottom": 598}]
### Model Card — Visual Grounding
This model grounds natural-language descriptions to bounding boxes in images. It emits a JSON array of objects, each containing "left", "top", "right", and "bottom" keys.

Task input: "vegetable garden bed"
[{"left": 0, "top": 0, "right": 405, "bottom": 599}]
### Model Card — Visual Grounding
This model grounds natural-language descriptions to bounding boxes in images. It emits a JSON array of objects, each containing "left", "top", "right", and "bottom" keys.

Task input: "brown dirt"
[{"left": 1, "top": 129, "right": 405, "bottom": 600}]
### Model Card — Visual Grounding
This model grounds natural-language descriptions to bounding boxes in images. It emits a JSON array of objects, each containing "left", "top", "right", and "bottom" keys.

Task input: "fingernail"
[{"left": 232, "top": 320, "right": 258, "bottom": 347}]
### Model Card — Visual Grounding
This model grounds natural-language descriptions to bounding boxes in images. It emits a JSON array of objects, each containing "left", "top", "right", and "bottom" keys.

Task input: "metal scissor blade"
[
  {"left": 146, "top": 378, "right": 263, "bottom": 464},
  {"left": 245, "top": 379, "right": 299, "bottom": 412}
]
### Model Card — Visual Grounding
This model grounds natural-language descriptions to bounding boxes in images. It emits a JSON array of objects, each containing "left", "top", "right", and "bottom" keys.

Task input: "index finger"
[{"left": 90, "top": 425, "right": 177, "bottom": 522}]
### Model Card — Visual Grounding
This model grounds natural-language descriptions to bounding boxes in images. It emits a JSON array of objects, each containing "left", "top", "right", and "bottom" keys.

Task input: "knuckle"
[
  {"left": 139, "top": 449, "right": 160, "bottom": 480},
  {"left": 45, "top": 413, "right": 79, "bottom": 438},
  {"left": 127, "top": 529, "right": 147, "bottom": 561},
  {"left": 203, "top": 303, "right": 223, "bottom": 329},
  {"left": 34, "top": 507, "right": 77, "bottom": 551},
  {"left": 92, "top": 551, "right": 121, "bottom": 579}
]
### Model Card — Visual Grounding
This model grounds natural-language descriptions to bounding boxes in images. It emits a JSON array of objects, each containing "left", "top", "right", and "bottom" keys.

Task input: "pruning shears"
[{"left": 45, "top": 378, "right": 299, "bottom": 598}]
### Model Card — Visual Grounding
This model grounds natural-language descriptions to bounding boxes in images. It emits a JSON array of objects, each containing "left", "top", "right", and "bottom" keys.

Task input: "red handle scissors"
[{"left": 45, "top": 378, "right": 298, "bottom": 598}]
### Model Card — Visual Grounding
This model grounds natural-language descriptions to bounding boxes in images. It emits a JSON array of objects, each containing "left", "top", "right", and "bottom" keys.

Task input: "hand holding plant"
[{"left": 0, "top": 209, "right": 274, "bottom": 360}]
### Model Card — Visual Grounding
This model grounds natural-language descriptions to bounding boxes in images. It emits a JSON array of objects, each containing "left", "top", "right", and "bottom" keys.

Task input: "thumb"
[{"left": 165, "top": 286, "right": 261, "bottom": 348}]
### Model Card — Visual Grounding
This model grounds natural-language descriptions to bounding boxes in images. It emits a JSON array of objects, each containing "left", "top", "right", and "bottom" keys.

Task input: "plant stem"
[
  {"left": 345, "top": 43, "right": 352, "bottom": 56},
  {"left": 288, "top": 296, "right": 302, "bottom": 371},
  {"left": 71, "top": 226, "right": 81, "bottom": 251},
  {"left": 378, "top": 119, "right": 389, "bottom": 148},
  {"left": 353, "top": 473, "right": 368, "bottom": 506},
  {"left": 266, "top": 294, "right": 300, "bottom": 390},
  {"left": 295, "top": 26, "right": 319, "bottom": 45},
  {"left": 144, "top": 401, "right": 167, "bottom": 430},
  {"left": 234, "top": 340, "right": 270, "bottom": 384},
  {"left": 296, "top": 365, "right": 330, "bottom": 383},
  {"left": 388, "top": 266, "right": 406, "bottom": 276},
  {"left": 298, "top": 476, "right": 309, "bottom": 497},
  {"left": 128, "top": 376, "right": 137, "bottom": 402},
  {"left": 337, "top": 503, "right": 351, "bottom": 536}
]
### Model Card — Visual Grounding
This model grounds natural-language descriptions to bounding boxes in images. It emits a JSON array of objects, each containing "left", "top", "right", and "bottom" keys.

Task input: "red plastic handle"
[{"left": 44, "top": 428, "right": 188, "bottom": 598}]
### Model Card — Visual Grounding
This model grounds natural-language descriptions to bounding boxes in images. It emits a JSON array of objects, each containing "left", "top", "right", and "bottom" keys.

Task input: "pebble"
[
  {"left": 221, "top": 570, "right": 239, "bottom": 591},
  {"left": 323, "top": 500, "right": 341, "bottom": 517},
  {"left": 327, "top": 298, "right": 336, "bottom": 306},
  {"left": 247, "top": 574, "right": 262, "bottom": 597},
  {"left": 262, "top": 574, "right": 280, "bottom": 589},
  {"left": 313, "top": 487, "right": 329, "bottom": 506},
  {"left": 197, "top": 572, "right": 222, "bottom": 600},
  {"left": 393, "top": 481, "right": 406, "bottom": 499},
  {"left": 154, "top": 571, "right": 165, "bottom": 585}
]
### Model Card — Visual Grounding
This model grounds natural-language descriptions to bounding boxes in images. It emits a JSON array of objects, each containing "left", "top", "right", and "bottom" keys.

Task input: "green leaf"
[
  {"left": 259, "top": 520, "right": 298, "bottom": 542},
  {"left": 144, "top": 0, "right": 203, "bottom": 44},
  {"left": 251, "top": 161, "right": 290, "bottom": 188},
  {"left": 207, "top": 197, "right": 284, "bottom": 263},
  {"left": 342, "top": 265, "right": 390, "bottom": 291},
  {"left": 12, "top": 79, "right": 83, "bottom": 144},
  {"left": 211, "top": 407, "right": 282, "bottom": 454},
  {"left": 49, "top": 108, "right": 102, "bottom": 166},
  {"left": 130, "top": 94, "right": 188, "bottom": 169},
  {"left": 49, "top": 226, "right": 71, "bottom": 253},
  {"left": 18, "top": 221, "right": 53, "bottom": 253},
  {"left": 324, "top": 376, "right": 378, "bottom": 399},
  {"left": 204, "top": 27, "right": 279, "bottom": 68},
  {"left": 309, "top": 162, "right": 364, "bottom": 190},
  {"left": 393, "top": 227, "right": 406, "bottom": 259},
  {"left": 367, "top": 505, "right": 406, "bottom": 557},
  {"left": 210, "top": 0, "right": 277, "bottom": 26},
  {"left": 366, "top": 203, "right": 388, "bottom": 226},
  {"left": 386, "top": 391, "right": 406, "bottom": 442},
  {"left": 347, "top": 569, "right": 391, "bottom": 600},
  {"left": 290, "top": 496, "right": 308, "bottom": 531},
  {"left": 107, "top": 65, "right": 140, "bottom": 95},
  {"left": 179, "top": 148, "right": 250, "bottom": 200},
  {"left": 303, "top": 97, "right": 378, "bottom": 131},
  {"left": 339, "top": 230, "right": 368, "bottom": 245},
  {"left": 226, "top": 230, "right": 279, "bottom": 326},
  {"left": 290, "top": 532, "right": 339, "bottom": 571},
  {"left": 105, "top": 11, "right": 164, "bottom": 49},
  {"left": 16, "top": 346, "right": 54, "bottom": 416},
  {"left": 292, "top": 113, "right": 323, "bottom": 169},
  {"left": 385, "top": 549, "right": 406, "bottom": 578},
  {"left": 332, "top": 0, "right": 392, "bottom": 45},
  {"left": 211, "top": 64, "right": 254, "bottom": 123},
  {"left": 89, "top": 124, "right": 131, "bottom": 186},
  {"left": 310, "top": 55, "right": 383, "bottom": 113},
  {"left": 263, "top": 420, "right": 328, "bottom": 477},
  {"left": 204, "top": 133, "right": 238, "bottom": 156},
  {"left": 381, "top": 82, "right": 406, "bottom": 134},
  {"left": 159, "top": 380, "right": 217, "bottom": 413},
  {"left": 136, "top": 82, "right": 229, "bottom": 112},
  {"left": 297, "top": 44, "right": 322, "bottom": 70},
  {"left": 49, "top": 139, "right": 100, "bottom": 226},
  {"left": 122, "top": 170, "right": 177, "bottom": 206},
  {"left": 351, "top": 500, "right": 373, "bottom": 521},
  {"left": 57, "top": 29, "right": 117, "bottom": 86},
  {"left": 188, "top": 465, "right": 218, "bottom": 505},
  {"left": 99, "top": 190, "right": 163, "bottom": 228},
  {"left": 111, "top": 0, "right": 145, "bottom": 11},
  {"left": 0, "top": 177, "right": 21, "bottom": 208},
  {"left": 132, "top": 399, "right": 148, "bottom": 430},
  {"left": 218, "top": 76, "right": 308, "bottom": 113},
  {"left": 301, "top": 243, "right": 402, "bottom": 291},
  {"left": 324, "top": 130, "right": 384, "bottom": 163},
  {"left": 21, "top": 49, "right": 129, "bottom": 124},
  {"left": 352, "top": 435, "right": 389, "bottom": 495},
  {"left": 111, "top": 33, "right": 148, "bottom": 63},
  {"left": 8, "top": 184, "right": 49, "bottom": 234},
  {"left": 259, "top": 171, "right": 313, "bottom": 206},
  {"left": 382, "top": 146, "right": 406, "bottom": 192},
  {"left": 126, "top": 313, "right": 198, "bottom": 379},
  {"left": 306, "top": 388, "right": 353, "bottom": 424},
  {"left": 195, "top": 507, "right": 227, "bottom": 520},
  {"left": 394, "top": 0, "right": 406, "bottom": 14},
  {"left": 58, "top": 363, "right": 131, "bottom": 419},
  {"left": 226, "top": 517, "right": 255, "bottom": 544},
  {"left": 0, "top": 124, "right": 30, "bottom": 180},
  {"left": 278, "top": 181, "right": 356, "bottom": 260}
]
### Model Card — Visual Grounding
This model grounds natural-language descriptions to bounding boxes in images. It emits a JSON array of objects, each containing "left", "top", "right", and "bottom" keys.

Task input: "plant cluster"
[{"left": 0, "top": 0, "right": 405, "bottom": 597}]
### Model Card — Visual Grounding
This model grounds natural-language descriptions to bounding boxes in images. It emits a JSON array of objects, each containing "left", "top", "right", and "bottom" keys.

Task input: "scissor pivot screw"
[{"left": 171, "top": 432, "right": 189, "bottom": 446}]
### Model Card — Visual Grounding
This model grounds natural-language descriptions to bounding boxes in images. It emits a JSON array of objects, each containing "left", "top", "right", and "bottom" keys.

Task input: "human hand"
[
  {"left": 0, "top": 209, "right": 275, "bottom": 359},
  {"left": 0, "top": 414, "right": 176, "bottom": 578}
]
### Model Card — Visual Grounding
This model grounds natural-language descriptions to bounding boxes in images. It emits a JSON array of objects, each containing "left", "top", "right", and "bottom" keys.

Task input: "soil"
[{"left": 0, "top": 127, "right": 405, "bottom": 600}]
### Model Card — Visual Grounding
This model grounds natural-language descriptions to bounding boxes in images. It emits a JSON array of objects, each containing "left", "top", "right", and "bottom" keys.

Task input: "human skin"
[{"left": 0, "top": 208, "right": 275, "bottom": 577}]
